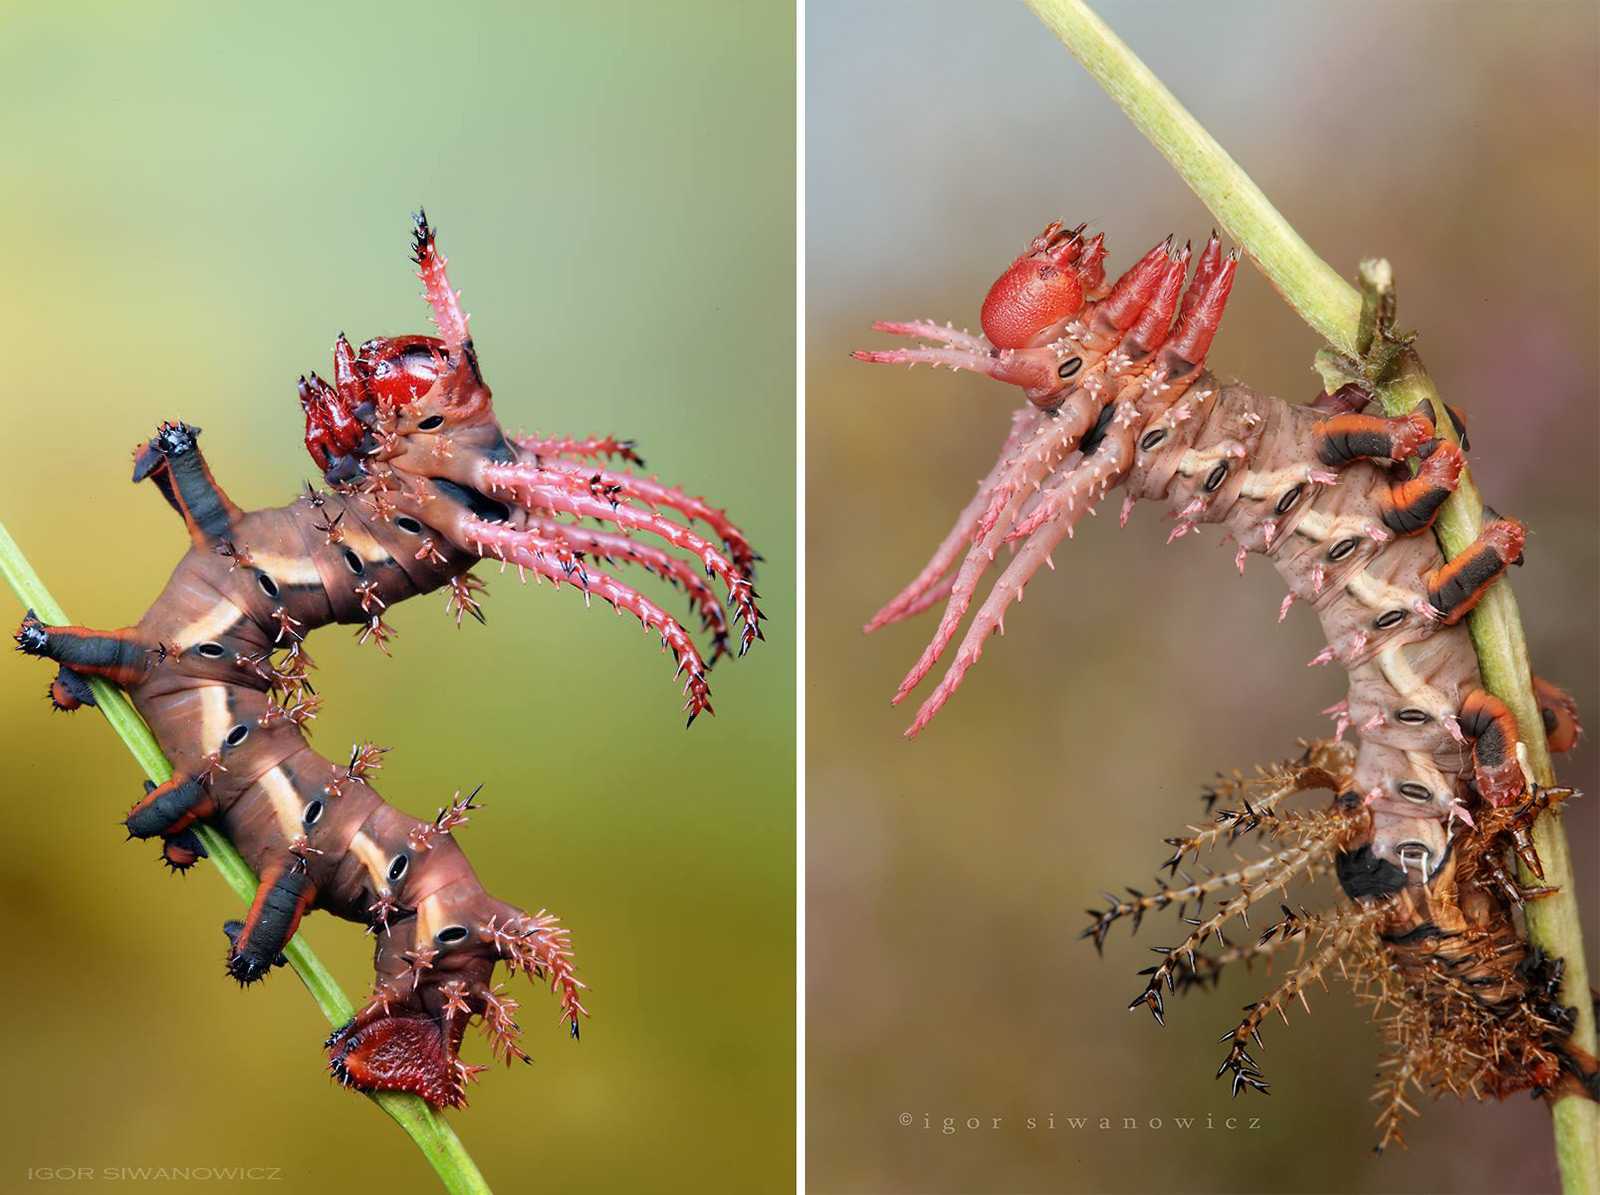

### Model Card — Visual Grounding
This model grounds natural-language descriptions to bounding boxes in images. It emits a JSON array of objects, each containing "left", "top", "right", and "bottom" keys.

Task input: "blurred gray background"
[{"left": 806, "top": 2, "right": 1598, "bottom": 1192}]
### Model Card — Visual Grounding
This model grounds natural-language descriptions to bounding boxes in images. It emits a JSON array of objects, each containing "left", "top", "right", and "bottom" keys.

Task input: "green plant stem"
[
  {"left": 1026, "top": 0, "right": 1598, "bottom": 1188},
  {"left": 0, "top": 518, "right": 491, "bottom": 1195}
]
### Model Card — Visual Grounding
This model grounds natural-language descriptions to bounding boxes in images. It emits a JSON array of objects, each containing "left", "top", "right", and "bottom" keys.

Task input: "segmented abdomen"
[
  {"left": 126, "top": 491, "right": 467, "bottom": 917},
  {"left": 1129, "top": 380, "right": 1482, "bottom": 867}
]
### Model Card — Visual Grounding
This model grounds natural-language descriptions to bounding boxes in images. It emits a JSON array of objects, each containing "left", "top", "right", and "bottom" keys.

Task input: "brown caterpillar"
[
  {"left": 855, "top": 222, "right": 1594, "bottom": 1147},
  {"left": 15, "top": 214, "right": 764, "bottom": 1107}
]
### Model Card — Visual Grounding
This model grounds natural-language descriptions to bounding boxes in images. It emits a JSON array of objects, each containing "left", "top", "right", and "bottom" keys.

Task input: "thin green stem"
[
  {"left": 1026, "top": 0, "right": 1597, "bottom": 1188},
  {"left": 0, "top": 518, "right": 491, "bottom": 1195}
]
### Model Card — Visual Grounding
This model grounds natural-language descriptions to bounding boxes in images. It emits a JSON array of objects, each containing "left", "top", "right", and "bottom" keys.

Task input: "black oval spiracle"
[
  {"left": 1328, "top": 537, "right": 1359, "bottom": 562},
  {"left": 257, "top": 572, "right": 280, "bottom": 598},
  {"left": 1375, "top": 609, "right": 1406, "bottom": 629},
  {"left": 195, "top": 641, "right": 227, "bottom": 658},
  {"left": 342, "top": 548, "right": 365, "bottom": 575},
  {"left": 1203, "top": 462, "right": 1229, "bottom": 493},
  {"left": 1275, "top": 485, "right": 1303, "bottom": 516},
  {"left": 224, "top": 723, "right": 251, "bottom": 748},
  {"left": 395, "top": 515, "right": 424, "bottom": 535},
  {"left": 1139, "top": 429, "right": 1167, "bottom": 452},
  {"left": 1398, "top": 782, "right": 1433, "bottom": 804},
  {"left": 1396, "top": 708, "right": 1431, "bottom": 725}
]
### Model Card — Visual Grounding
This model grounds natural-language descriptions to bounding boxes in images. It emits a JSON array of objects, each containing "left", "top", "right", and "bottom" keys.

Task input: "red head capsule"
[{"left": 979, "top": 223, "right": 1092, "bottom": 349}]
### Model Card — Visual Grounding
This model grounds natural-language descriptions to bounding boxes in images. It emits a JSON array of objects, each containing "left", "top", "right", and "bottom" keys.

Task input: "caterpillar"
[
  {"left": 14, "top": 213, "right": 765, "bottom": 1108},
  {"left": 854, "top": 222, "right": 1595, "bottom": 1147}
]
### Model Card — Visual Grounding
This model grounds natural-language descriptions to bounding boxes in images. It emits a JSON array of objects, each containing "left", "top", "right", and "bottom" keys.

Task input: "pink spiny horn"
[
  {"left": 971, "top": 393, "right": 1099, "bottom": 542},
  {"left": 521, "top": 453, "right": 760, "bottom": 575},
  {"left": 1177, "top": 232, "right": 1224, "bottom": 324},
  {"left": 516, "top": 433, "right": 645, "bottom": 468},
  {"left": 849, "top": 343, "right": 1060, "bottom": 393},
  {"left": 412, "top": 211, "right": 471, "bottom": 353},
  {"left": 859, "top": 228, "right": 1243, "bottom": 735},
  {"left": 477, "top": 462, "right": 763, "bottom": 655},
  {"left": 904, "top": 414, "right": 1138, "bottom": 737},
  {"left": 530, "top": 517, "right": 734, "bottom": 661},
  {"left": 887, "top": 574, "right": 956, "bottom": 626},
  {"left": 890, "top": 423, "right": 1079, "bottom": 705},
  {"left": 1004, "top": 405, "right": 1136, "bottom": 542},
  {"left": 1076, "top": 232, "right": 1110, "bottom": 296},
  {"left": 1121, "top": 245, "right": 1191, "bottom": 354},
  {"left": 1093, "top": 236, "right": 1177, "bottom": 332},
  {"left": 485, "top": 910, "right": 589, "bottom": 1036},
  {"left": 865, "top": 408, "right": 1043, "bottom": 634},
  {"left": 461, "top": 518, "right": 716, "bottom": 724},
  {"left": 1165, "top": 249, "right": 1240, "bottom": 365},
  {"left": 869, "top": 320, "right": 990, "bottom": 352}
]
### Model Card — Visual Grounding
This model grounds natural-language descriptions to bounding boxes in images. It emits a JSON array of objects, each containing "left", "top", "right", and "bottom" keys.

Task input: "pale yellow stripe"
[
  {"left": 347, "top": 830, "right": 392, "bottom": 892},
  {"left": 173, "top": 600, "right": 247, "bottom": 651},
  {"left": 1342, "top": 570, "right": 1420, "bottom": 615},
  {"left": 1400, "top": 751, "right": 1452, "bottom": 794},
  {"left": 256, "top": 766, "right": 306, "bottom": 840},
  {"left": 1236, "top": 464, "right": 1317, "bottom": 502},
  {"left": 1376, "top": 644, "right": 1452, "bottom": 717},
  {"left": 415, "top": 895, "right": 446, "bottom": 945},
  {"left": 336, "top": 519, "right": 396, "bottom": 565},
  {"left": 198, "top": 685, "right": 233, "bottom": 753},
  {"left": 1293, "top": 509, "right": 1374, "bottom": 544},
  {"left": 245, "top": 550, "right": 324, "bottom": 587}
]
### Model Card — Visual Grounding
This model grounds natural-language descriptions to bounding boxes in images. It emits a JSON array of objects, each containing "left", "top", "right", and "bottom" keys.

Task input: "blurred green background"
[
  {"left": 807, "top": 2, "right": 1596, "bottom": 1193},
  {"left": 0, "top": 3, "right": 793, "bottom": 1192}
]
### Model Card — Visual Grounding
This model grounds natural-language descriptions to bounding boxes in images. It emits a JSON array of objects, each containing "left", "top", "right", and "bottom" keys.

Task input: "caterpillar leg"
[
  {"left": 1533, "top": 676, "right": 1582, "bottom": 752},
  {"left": 48, "top": 664, "right": 97, "bottom": 711},
  {"left": 1311, "top": 412, "right": 1465, "bottom": 537},
  {"left": 1381, "top": 438, "right": 1464, "bottom": 535},
  {"left": 224, "top": 858, "right": 316, "bottom": 985},
  {"left": 131, "top": 422, "right": 242, "bottom": 548},
  {"left": 1313, "top": 412, "right": 1435, "bottom": 467},
  {"left": 1458, "top": 689, "right": 1527, "bottom": 808},
  {"left": 13, "top": 611, "right": 151, "bottom": 688},
  {"left": 125, "top": 774, "right": 218, "bottom": 840},
  {"left": 160, "top": 827, "right": 209, "bottom": 874},
  {"left": 1426, "top": 518, "right": 1526, "bottom": 624}
]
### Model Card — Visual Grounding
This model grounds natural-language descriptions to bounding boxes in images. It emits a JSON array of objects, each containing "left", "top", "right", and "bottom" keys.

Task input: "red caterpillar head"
[
  {"left": 980, "top": 221, "right": 1105, "bottom": 349},
  {"left": 855, "top": 222, "right": 1233, "bottom": 412},
  {"left": 301, "top": 212, "right": 495, "bottom": 484},
  {"left": 856, "top": 225, "right": 1237, "bottom": 734},
  {"left": 295, "top": 212, "right": 765, "bottom": 723}
]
